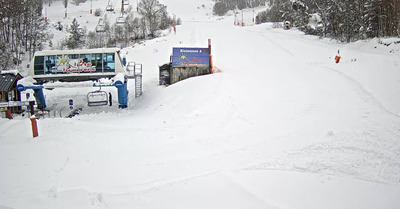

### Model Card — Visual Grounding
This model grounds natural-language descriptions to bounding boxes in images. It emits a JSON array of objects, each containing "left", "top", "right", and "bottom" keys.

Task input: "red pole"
[
  {"left": 6, "top": 110, "right": 13, "bottom": 119},
  {"left": 208, "top": 39, "right": 213, "bottom": 74},
  {"left": 44, "top": 8, "right": 47, "bottom": 22},
  {"left": 30, "top": 117, "right": 39, "bottom": 138}
]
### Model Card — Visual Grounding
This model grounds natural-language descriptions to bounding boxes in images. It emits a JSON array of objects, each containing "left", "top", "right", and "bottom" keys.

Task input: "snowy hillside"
[{"left": 1, "top": 0, "right": 400, "bottom": 209}]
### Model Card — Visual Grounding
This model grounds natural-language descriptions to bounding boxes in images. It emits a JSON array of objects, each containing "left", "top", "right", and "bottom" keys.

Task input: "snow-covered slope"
[{"left": 1, "top": 0, "right": 400, "bottom": 208}]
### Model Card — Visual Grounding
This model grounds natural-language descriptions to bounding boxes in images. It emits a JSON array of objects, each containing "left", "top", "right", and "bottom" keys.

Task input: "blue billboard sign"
[{"left": 172, "top": 48, "right": 210, "bottom": 67}]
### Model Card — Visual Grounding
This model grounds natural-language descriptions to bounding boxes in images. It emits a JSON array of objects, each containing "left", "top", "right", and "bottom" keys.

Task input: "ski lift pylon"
[{"left": 87, "top": 90, "right": 108, "bottom": 106}]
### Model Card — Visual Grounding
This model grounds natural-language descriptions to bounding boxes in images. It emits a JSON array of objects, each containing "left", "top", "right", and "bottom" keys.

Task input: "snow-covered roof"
[
  {"left": 33, "top": 47, "right": 121, "bottom": 56},
  {"left": 0, "top": 73, "right": 22, "bottom": 91},
  {"left": 0, "top": 70, "right": 20, "bottom": 76}
]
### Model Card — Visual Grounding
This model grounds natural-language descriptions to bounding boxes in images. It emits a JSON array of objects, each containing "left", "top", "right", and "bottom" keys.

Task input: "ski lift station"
[
  {"left": 159, "top": 39, "right": 213, "bottom": 85},
  {"left": 17, "top": 48, "right": 142, "bottom": 109}
]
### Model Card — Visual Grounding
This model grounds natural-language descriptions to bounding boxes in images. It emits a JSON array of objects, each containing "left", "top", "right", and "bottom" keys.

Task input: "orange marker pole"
[
  {"left": 335, "top": 55, "right": 341, "bottom": 63},
  {"left": 30, "top": 117, "right": 39, "bottom": 138},
  {"left": 209, "top": 55, "right": 213, "bottom": 74},
  {"left": 335, "top": 50, "right": 341, "bottom": 63}
]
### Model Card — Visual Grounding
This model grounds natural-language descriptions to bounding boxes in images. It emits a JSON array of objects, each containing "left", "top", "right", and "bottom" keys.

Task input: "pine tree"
[{"left": 67, "top": 18, "right": 85, "bottom": 49}]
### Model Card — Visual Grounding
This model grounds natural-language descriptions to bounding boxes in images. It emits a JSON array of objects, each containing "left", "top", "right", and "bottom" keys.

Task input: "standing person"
[{"left": 122, "top": 55, "right": 127, "bottom": 66}]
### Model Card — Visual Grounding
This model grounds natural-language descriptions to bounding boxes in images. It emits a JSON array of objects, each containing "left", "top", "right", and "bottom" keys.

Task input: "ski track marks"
[
  {"left": 241, "top": 25, "right": 400, "bottom": 185},
  {"left": 248, "top": 128, "right": 400, "bottom": 184},
  {"left": 316, "top": 64, "right": 400, "bottom": 119}
]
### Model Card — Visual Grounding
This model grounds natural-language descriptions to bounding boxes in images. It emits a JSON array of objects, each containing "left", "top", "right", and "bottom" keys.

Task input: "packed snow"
[{"left": 1, "top": 0, "right": 400, "bottom": 208}]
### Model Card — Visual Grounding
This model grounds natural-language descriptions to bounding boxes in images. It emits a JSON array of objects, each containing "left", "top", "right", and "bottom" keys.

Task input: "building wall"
[{"left": 171, "top": 65, "right": 210, "bottom": 84}]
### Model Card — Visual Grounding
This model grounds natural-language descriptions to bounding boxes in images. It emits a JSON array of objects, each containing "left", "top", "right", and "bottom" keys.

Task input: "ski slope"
[{"left": 1, "top": 0, "right": 400, "bottom": 208}]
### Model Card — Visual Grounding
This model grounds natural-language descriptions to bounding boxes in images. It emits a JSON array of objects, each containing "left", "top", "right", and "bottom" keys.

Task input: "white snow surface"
[{"left": 1, "top": 0, "right": 400, "bottom": 208}]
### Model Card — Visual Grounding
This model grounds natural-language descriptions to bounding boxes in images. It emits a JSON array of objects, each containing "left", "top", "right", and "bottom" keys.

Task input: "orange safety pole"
[
  {"left": 335, "top": 55, "right": 341, "bottom": 63},
  {"left": 30, "top": 117, "right": 39, "bottom": 138},
  {"left": 335, "top": 50, "right": 341, "bottom": 63},
  {"left": 209, "top": 55, "right": 213, "bottom": 74}
]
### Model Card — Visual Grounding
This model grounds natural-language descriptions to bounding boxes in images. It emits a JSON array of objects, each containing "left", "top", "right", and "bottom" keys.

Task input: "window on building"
[
  {"left": 81, "top": 54, "right": 91, "bottom": 64},
  {"left": 34, "top": 56, "right": 45, "bottom": 75},
  {"left": 69, "top": 54, "right": 80, "bottom": 59},
  {"left": 44, "top": 55, "right": 56, "bottom": 73},
  {"left": 104, "top": 53, "right": 115, "bottom": 72},
  {"left": 91, "top": 53, "right": 103, "bottom": 73}
]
